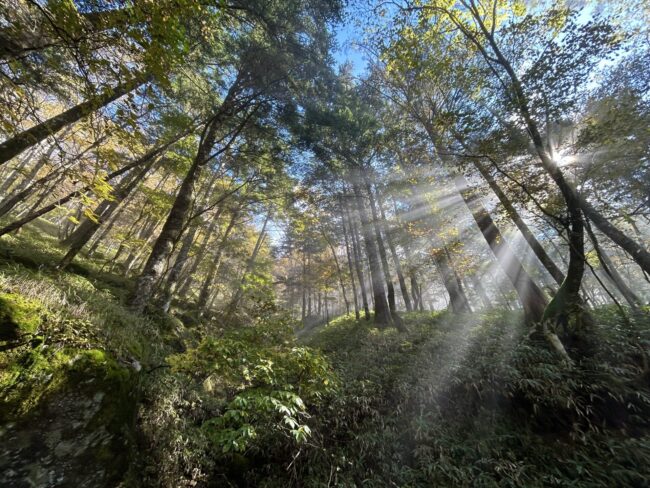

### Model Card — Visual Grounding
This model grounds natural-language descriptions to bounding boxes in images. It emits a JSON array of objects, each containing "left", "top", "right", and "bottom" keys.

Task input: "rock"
[{"left": 0, "top": 349, "right": 137, "bottom": 487}]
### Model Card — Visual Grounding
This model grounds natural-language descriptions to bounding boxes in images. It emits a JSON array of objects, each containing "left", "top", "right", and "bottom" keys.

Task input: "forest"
[{"left": 0, "top": 0, "right": 649, "bottom": 486}]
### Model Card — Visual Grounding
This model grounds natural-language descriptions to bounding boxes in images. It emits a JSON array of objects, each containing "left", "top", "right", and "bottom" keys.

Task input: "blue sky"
[{"left": 332, "top": 11, "right": 367, "bottom": 75}]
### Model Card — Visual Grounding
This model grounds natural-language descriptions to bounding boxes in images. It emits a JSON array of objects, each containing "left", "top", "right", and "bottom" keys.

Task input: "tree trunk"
[
  {"left": 455, "top": 174, "right": 548, "bottom": 322},
  {"left": 341, "top": 204, "right": 360, "bottom": 320},
  {"left": 580, "top": 198, "right": 650, "bottom": 276},
  {"left": 196, "top": 207, "right": 239, "bottom": 311},
  {"left": 436, "top": 246, "right": 472, "bottom": 313},
  {"left": 158, "top": 173, "right": 224, "bottom": 311},
  {"left": 365, "top": 182, "right": 397, "bottom": 314},
  {"left": 0, "top": 75, "right": 148, "bottom": 166},
  {"left": 585, "top": 218, "right": 642, "bottom": 309},
  {"left": 351, "top": 181, "right": 397, "bottom": 329},
  {"left": 410, "top": 272, "right": 421, "bottom": 311},
  {"left": 58, "top": 154, "right": 160, "bottom": 269},
  {"left": 225, "top": 212, "right": 270, "bottom": 317},
  {"left": 376, "top": 188, "right": 412, "bottom": 311},
  {"left": 473, "top": 159, "right": 565, "bottom": 285},
  {"left": 344, "top": 195, "right": 370, "bottom": 320},
  {"left": 472, "top": 18, "right": 584, "bottom": 338},
  {"left": 128, "top": 118, "right": 221, "bottom": 312},
  {"left": 321, "top": 226, "right": 350, "bottom": 316}
]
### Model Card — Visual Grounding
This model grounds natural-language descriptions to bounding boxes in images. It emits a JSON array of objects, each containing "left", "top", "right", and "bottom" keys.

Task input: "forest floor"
[{"left": 1, "top": 222, "right": 650, "bottom": 487}]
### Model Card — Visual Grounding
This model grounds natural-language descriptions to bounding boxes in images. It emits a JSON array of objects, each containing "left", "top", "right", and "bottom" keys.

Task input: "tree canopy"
[{"left": 1, "top": 0, "right": 649, "bottom": 486}]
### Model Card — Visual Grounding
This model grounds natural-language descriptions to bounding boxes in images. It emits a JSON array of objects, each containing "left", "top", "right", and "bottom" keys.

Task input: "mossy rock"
[
  {"left": 0, "top": 292, "right": 42, "bottom": 342},
  {"left": 0, "top": 348, "right": 139, "bottom": 487}
]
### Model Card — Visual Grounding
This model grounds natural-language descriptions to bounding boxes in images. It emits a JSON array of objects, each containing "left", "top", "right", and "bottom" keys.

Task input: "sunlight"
[{"left": 1, "top": 0, "right": 649, "bottom": 485}]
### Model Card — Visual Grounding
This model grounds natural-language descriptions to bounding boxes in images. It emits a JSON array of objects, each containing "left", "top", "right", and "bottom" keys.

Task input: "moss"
[
  {"left": 0, "top": 292, "right": 43, "bottom": 341},
  {"left": 0, "top": 345, "right": 134, "bottom": 422},
  {"left": 67, "top": 349, "right": 132, "bottom": 390}
]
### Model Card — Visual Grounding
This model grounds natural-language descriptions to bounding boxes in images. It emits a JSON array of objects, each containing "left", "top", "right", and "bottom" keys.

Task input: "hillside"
[
  {"left": 2, "top": 0, "right": 650, "bottom": 486},
  {"left": 1, "top": 228, "right": 649, "bottom": 486}
]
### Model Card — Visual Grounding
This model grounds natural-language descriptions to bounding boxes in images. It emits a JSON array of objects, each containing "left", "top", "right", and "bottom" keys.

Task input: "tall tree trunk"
[
  {"left": 196, "top": 207, "right": 239, "bottom": 311},
  {"left": 225, "top": 212, "right": 270, "bottom": 317},
  {"left": 471, "top": 17, "right": 585, "bottom": 337},
  {"left": 344, "top": 196, "right": 370, "bottom": 320},
  {"left": 129, "top": 125, "right": 219, "bottom": 310},
  {"left": 128, "top": 85, "right": 243, "bottom": 312},
  {"left": 376, "top": 188, "right": 412, "bottom": 311},
  {"left": 351, "top": 181, "right": 398, "bottom": 329},
  {"left": 436, "top": 246, "right": 472, "bottom": 313},
  {"left": 585, "top": 218, "right": 642, "bottom": 309},
  {"left": 365, "top": 182, "right": 397, "bottom": 314},
  {"left": 158, "top": 175, "right": 223, "bottom": 312},
  {"left": 410, "top": 272, "right": 421, "bottom": 311},
  {"left": 473, "top": 159, "right": 565, "bottom": 285},
  {"left": 321, "top": 227, "right": 350, "bottom": 316},
  {"left": 580, "top": 198, "right": 650, "bottom": 276},
  {"left": 341, "top": 205, "right": 360, "bottom": 320},
  {"left": 455, "top": 174, "right": 548, "bottom": 322},
  {"left": 0, "top": 75, "right": 148, "bottom": 166},
  {"left": 58, "top": 154, "right": 160, "bottom": 269}
]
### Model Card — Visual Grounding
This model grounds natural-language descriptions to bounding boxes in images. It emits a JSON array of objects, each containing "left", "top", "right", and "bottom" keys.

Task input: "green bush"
[{"left": 163, "top": 315, "right": 338, "bottom": 483}]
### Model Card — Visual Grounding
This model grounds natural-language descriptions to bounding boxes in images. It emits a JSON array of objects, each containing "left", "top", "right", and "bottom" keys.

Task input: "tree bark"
[
  {"left": 365, "top": 182, "right": 397, "bottom": 313},
  {"left": 0, "top": 75, "right": 148, "bottom": 166},
  {"left": 455, "top": 174, "right": 548, "bottom": 322},
  {"left": 376, "top": 188, "right": 413, "bottom": 311},
  {"left": 196, "top": 206, "right": 239, "bottom": 311},
  {"left": 129, "top": 133, "right": 215, "bottom": 309},
  {"left": 225, "top": 212, "right": 270, "bottom": 317},
  {"left": 351, "top": 181, "right": 397, "bottom": 329},
  {"left": 58, "top": 153, "right": 160, "bottom": 269},
  {"left": 341, "top": 204, "right": 360, "bottom": 320},
  {"left": 344, "top": 195, "right": 370, "bottom": 320},
  {"left": 473, "top": 159, "right": 565, "bottom": 285}
]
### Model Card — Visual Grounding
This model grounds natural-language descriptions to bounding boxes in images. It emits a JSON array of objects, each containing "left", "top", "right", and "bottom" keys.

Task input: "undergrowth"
[
  {"left": 287, "top": 310, "right": 650, "bottom": 488},
  {"left": 1, "top": 226, "right": 649, "bottom": 487}
]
